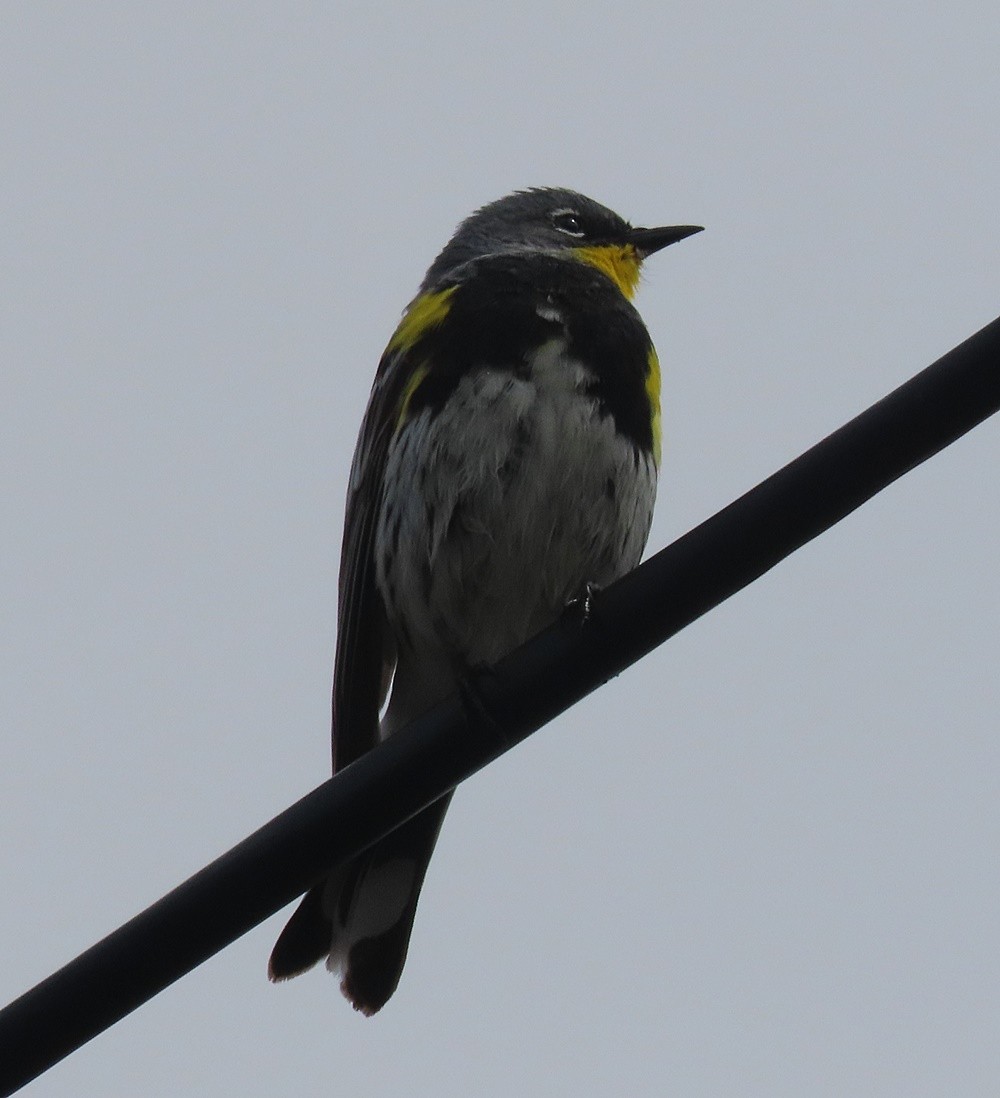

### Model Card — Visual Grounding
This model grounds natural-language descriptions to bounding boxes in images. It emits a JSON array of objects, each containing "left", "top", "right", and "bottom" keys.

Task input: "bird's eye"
[{"left": 551, "top": 209, "right": 586, "bottom": 237}]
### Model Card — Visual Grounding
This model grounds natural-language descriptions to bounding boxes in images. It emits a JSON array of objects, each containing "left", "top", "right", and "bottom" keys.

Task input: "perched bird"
[{"left": 268, "top": 188, "right": 702, "bottom": 1014}]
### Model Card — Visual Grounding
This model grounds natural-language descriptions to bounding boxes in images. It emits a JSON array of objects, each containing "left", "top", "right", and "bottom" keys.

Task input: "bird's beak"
[{"left": 629, "top": 224, "right": 704, "bottom": 258}]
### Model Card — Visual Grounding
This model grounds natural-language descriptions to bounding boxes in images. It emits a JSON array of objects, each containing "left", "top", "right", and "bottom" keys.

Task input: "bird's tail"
[{"left": 268, "top": 792, "right": 453, "bottom": 1015}]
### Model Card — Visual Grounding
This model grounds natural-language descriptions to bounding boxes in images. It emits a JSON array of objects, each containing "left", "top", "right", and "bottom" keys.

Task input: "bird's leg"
[{"left": 562, "top": 580, "right": 603, "bottom": 626}]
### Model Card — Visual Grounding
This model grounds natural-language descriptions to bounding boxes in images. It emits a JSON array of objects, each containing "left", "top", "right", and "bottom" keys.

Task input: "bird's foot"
[{"left": 563, "top": 580, "right": 603, "bottom": 626}]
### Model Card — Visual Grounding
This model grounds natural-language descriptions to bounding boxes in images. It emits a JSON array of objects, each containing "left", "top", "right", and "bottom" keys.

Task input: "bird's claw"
[{"left": 563, "top": 580, "right": 603, "bottom": 626}]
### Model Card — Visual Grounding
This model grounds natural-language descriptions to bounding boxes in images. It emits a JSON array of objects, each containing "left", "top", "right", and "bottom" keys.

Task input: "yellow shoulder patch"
[
  {"left": 394, "top": 361, "right": 431, "bottom": 434},
  {"left": 388, "top": 285, "right": 459, "bottom": 353},
  {"left": 573, "top": 244, "right": 642, "bottom": 299}
]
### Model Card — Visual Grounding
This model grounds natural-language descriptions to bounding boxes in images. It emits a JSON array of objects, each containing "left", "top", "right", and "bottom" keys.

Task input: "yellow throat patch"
[{"left": 573, "top": 243, "right": 643, "bottom": 299}]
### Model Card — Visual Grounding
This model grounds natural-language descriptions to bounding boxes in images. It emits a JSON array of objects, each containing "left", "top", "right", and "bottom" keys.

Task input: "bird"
[{"left": 268, "top": 187, "right": 702, "bottom": 1014}]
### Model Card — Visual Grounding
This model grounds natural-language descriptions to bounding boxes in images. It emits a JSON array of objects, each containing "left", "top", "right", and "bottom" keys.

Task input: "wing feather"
[{"left": 331, "top": 342, "right": 408, "bottom": 772}]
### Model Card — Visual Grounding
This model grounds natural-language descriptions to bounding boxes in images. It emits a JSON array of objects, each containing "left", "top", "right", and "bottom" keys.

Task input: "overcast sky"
[{"left": 4, "top": 4, "right": 1000, "bottom": 1095}]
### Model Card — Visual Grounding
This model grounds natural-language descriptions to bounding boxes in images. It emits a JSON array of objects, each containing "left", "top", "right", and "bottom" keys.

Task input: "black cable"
[{"left": 2, "top": 314, "right": 998, "bottom": 1095}]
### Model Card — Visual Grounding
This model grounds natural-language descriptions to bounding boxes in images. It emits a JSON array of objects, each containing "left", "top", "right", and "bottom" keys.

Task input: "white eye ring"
[{"left": 551, "top": 209, "right": 586, "bottom": 237}]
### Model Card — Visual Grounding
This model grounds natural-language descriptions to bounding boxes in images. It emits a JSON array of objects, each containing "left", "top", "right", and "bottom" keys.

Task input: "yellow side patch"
[
  {"left": 574, "top": 244, "right": 643, "bottom": 299},
  {"left": 394, "top": 361, "right": 430, "bottom": 433},
  {"left": 388, "top": 285, "right": 459, "bottom": 353},
  {"left": 646, "top": 346, "right": 662, "bottom": 466}
]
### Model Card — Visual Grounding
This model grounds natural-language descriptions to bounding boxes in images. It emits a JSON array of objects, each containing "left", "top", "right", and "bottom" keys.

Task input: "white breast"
[{"left": 375, "top": 339, "right": 657, "bottom": 670}]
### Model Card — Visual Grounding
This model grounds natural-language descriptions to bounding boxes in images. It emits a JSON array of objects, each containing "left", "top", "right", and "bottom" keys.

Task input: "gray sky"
[{"left": 3, "top": 3, "right": 1000, "bottom": 1095}]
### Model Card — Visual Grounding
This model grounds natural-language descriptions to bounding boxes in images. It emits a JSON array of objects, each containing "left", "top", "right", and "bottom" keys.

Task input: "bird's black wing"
[{"left": 331, "top": 284, "right": 460, "bottom": 771}]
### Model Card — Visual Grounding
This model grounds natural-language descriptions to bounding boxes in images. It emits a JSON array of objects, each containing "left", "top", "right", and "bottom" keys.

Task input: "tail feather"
[
  {"left": 268, "top": 878, "right": 335, "bottom": 981},
  {"left": 267, "top": 793, "right": 453, "bottom": 1014},
  {"left": 332, "top": 793, "right": 453, "bottom": 1014}
]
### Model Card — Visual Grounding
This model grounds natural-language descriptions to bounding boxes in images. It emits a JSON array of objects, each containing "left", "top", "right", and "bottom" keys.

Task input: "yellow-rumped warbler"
[{"left": 268, "top": 188, "right": 702, "bottom": 1014}]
